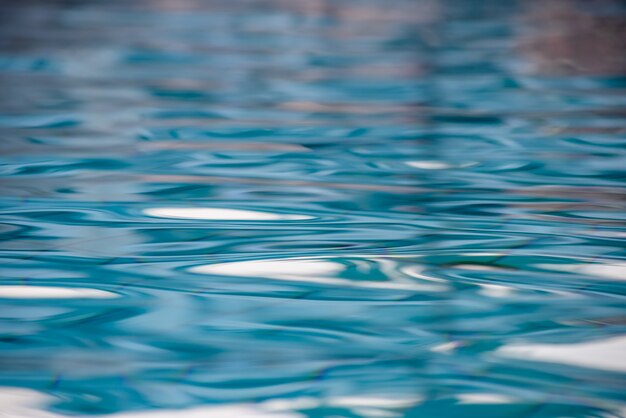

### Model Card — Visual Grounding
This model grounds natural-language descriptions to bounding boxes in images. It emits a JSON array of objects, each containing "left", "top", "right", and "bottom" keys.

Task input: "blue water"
[{"left": 1, "top": 0, "right": 625, "bottom": 417}]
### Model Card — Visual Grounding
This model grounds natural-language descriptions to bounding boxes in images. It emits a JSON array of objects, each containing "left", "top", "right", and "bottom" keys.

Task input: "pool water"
[{"left": 0, "top": 0, "right": 625, "bottom": 417}]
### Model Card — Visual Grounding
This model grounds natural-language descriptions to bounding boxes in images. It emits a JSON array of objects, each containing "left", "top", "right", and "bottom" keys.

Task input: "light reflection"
[
  {"left": 0, "top": 387, "right": 299, "bottom": 417},
  {"left": 144, "top": 207, "right": 312, "bottom": 221},
  {"left": 456, "top": 393, "right": 516, "bottom": 405},
  {"left": 0, "top": 286, "right": 118, "bottom": 299},
  {"left": 477, "top": 283, "right": 514, "bottom": 298},
  {"left": 452, "top": 264, "right": 509, "bottom": 272},
  {"left": 407, "top": 161, "right": 452, "bottom": 170},
  {"left": 430, "top": 341, "right": 463, "bottom": 354},
  {"left": 328, "top": 396, "right": 421, "bottom": 409},
  {"left": 497, "top": 336, "right": 626, "bottom": 372},
  {"left": 192, "top": 259, "right": 345, "bottom": 279},
  {"left": 0, "top": 387, "right": 418, "bottom": 418},
  {"left": 407, "top": 161, "right": 476, "bottom": 170},
  {"left": 536, "top": 262, "right": 626, "bottom": 281},
  {"left": 139, "top": 141, "right": 310, "bottom": 152},
  {"left": 191, "top": 257, "right": 447, "bottom": 291}
]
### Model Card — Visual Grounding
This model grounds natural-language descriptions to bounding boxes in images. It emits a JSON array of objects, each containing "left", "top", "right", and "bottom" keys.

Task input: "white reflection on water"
[
  {"left": 0, "top": 387, "right": 418, "bottom": 418},
  {"left": 477, "top": 283, "right": 514, "bottom": 298},
  {"left": 407, "top": 161, "right": 475, "bottom": 170},
  {"left": 192, "top": 259, "right": 345, "bottom": 279},
  {"left": 452, "top": 264, "right": 509, "bottom": 271},
  {"left": 328, "top": 396, "right": 421, "bottom": 409},
  {"left": 407, "top": 160, "right": 452, "bottom": 170},
  {"left": 144, "top": 207, "right": 312, "bottom": 221},
  {"left": 104, "top": 405, "right": 299, "bottom": 418},
  {"left": 497, "top": 336, "right": 626, "bottom": 372},
  {"left": 267, "top": 395, "right": 423, "bottom": 417},
  {"left": 0, "top": 286, "right": 118, "bottom": 299},
  {"left": 456, "top": 393, "right": 517, "bottom": 405},
  {"left": 191, "top": 257, "right": 448, "bottom": 291},
  {"left": 536, "top": 262, "right": 626, "bottom": 281},
  {"left": 0, "top": 388, "right": 300, "bottom": 418}
]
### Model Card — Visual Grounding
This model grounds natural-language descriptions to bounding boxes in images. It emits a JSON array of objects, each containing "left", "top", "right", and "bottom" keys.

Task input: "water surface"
[{"left": 1, "top": 0, "right": 625, "bottom": 417}]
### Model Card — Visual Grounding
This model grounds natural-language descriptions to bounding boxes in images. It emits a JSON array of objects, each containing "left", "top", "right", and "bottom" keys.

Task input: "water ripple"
[{"left": 0, "top": 0, "right": 625, "bottom": 417}]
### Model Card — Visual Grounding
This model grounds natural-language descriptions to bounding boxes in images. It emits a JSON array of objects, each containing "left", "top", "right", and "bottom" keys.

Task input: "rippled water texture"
[{"left": 1, "top": 0, "right": 625, "bottom": 417}]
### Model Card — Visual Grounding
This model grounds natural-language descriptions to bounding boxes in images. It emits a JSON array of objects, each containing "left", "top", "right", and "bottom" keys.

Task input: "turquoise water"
[{"left": 1, "top": 0, "right": 625, "bottom": 417}]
